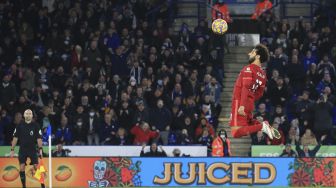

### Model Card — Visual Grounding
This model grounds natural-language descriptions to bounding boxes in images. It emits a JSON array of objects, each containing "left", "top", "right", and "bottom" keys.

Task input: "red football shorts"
[{"left": 229, "top": 99, "right": 253, "bottom": 127}]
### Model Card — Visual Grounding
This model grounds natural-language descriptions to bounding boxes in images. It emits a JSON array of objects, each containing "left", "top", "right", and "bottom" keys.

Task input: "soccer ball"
[{"left": 211, "top": 19, "right": 228, "bottom": 35}]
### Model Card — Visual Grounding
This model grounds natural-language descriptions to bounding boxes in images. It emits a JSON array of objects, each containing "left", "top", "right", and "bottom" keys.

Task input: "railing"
[
  {"left": 146, "top": 0, "right": 176, "bottom": 26},
  {"left": 279, "top": 0, "right": 320, "bottom": 23},
  {"left": 174, "top": 0, "right": 207, "bottom": 24}
]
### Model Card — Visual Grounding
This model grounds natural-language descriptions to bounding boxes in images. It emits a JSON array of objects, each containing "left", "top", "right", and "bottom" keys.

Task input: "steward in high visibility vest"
[
  {"left": 251, "top": 0, "right": 273, "bottom": 20},
  {"left": 212, "top": 2, "right": 232, "bottom": 23},
  {"left": 212, "top": 129, "right": 231, "bottom": 157}
]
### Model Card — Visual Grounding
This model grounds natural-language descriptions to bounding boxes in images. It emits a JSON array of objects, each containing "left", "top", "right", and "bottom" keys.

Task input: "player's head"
[
  {"left": 248, "top": 44, "right": 270, "bottom": 64},
  {"left": 23, "top": 109, "right": 33, "bottom": 123}
]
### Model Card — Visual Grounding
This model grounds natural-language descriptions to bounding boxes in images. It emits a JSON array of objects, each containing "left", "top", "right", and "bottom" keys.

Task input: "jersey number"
[{"left": 251, "top": 79, "right": 262, "bottom": 92}]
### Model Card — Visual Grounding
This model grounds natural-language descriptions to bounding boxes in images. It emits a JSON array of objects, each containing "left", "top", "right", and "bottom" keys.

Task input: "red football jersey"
[{"left": 231, "top": 63, "right": 266, "bottom": 112}]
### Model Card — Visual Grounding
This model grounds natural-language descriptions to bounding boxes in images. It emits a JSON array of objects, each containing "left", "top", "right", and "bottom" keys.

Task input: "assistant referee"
[{"left": 10, "top": 109, "right": 45, "bottom": 188}]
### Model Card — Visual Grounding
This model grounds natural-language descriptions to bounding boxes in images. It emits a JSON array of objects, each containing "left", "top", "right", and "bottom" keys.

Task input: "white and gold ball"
[{"left": 211, "top": 19, "right": 228, "bottom": 35}]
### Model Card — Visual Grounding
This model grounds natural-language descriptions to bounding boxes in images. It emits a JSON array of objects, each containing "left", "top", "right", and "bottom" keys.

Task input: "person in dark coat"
[
  {"left": 311, "top": 95, "right": 333, "bottom": 139},
  {"left": 149, "top": 99, "right": 171, "bottom": 131},
  {"left": 140, "top": 142, "right": 167, "bottom": 157},
  {"left": 0, "top": 74, "right": 17, "bottom": 108}
]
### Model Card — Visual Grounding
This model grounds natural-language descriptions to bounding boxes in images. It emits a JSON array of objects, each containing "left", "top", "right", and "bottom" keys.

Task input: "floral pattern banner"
[
  {"left": 1, "top": 157, "right": 336, "bottom": 187},
  {"left": 288, "top": 158, "right": 335, "bottom": 187}
]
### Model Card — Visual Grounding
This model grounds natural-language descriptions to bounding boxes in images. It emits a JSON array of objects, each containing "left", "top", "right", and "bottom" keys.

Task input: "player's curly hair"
[{"left": 255, "top": 44, "right": 270, "bottom": 64}]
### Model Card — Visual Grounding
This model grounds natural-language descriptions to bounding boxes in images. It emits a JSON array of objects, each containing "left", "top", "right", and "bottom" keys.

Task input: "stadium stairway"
[{"left": 218, "top": 46, "right": 253, "bottom": 157}]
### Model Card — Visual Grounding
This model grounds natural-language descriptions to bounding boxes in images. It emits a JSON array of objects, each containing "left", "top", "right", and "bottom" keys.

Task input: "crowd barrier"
[
  {"left": 252, "top": 145, "right": 336, "bottom": 157},
  {"left": 0, "top": 157, "right": 335, "bottom": 187},
  {"left": 0, "top": 146, "right": 207, "bottom": 157}
]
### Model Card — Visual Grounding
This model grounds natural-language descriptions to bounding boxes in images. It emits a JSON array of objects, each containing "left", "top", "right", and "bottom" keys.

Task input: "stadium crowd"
[
  {"left": 0, "top": 0, "right": 224, "bottom": 155},
  {"left": 251, "top": 0, "right": 336, "bottom": 147}
]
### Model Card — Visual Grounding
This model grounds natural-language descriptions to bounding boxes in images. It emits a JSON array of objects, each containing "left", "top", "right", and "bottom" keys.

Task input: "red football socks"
[{"left": 231, "top": 121, "right": 262, "bottom": 138}]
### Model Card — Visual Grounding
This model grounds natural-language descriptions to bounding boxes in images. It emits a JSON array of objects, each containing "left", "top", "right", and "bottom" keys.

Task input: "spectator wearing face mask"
[
  {"left": 72, "top": 118, "right": 87, "bottom": 145},
  {"left": 84, "top": 109, "right": 100, "bottom": 145},
  {"left": 212, "top": 129, "right": 231, "bottom": 157}
]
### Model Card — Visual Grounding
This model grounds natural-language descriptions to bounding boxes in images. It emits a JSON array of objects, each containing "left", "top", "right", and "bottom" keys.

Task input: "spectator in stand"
[
  {"left": 130, "top": 121, "right": 159, "bottom": 145},
  {"left": 195, "top": 117, "right": 215, "bottom": 138},
  {"left": 252, "top": 131, "right": 267, "bottom": 145},
  {"left": 179, "top": 129, "right": 193, "bottom": 145},
  {"left": 140, "top": 143, "right": 167, "bottom": 157},
  {"left": 52, "top": 144, "right": 70, "bottom": 157},
  {"left": 197, "top": 127, "right": 213, "bottom": 156},
  {"left": 109, "top": 127, "right": 131, "bottom": 145},
  {"left": 85, "top": 109, "right": 100, "bottom": 145},
  {"left": 316, "top": 73, "right": 335, "bottom": 94},
  {"left": 72, "top": 118, "right": 87, "bottom": 145},
  {"left": 0, "top": 74, "right": 17, "bottom": 109},
  {"left": 254, "top": 103, "right": 271, "bottom": 122},
  {"left": 150, "top": 99, "right": 171, "bottom": 131},
  {"left": 132, "top": 100, "right": 150, "bottom": 125},
  {"left": 99, "top": 112, "right": 119, "bottom": 145},
  {"left": 311, "top": 95, "right": 334, "bottom": 142},
  {"left": 306, "top": 63, "right": 320, "bottom": 88},
  {"left": 267, "top": 77, "right": 290, "bottom": 108},
  {"left": 323, "top": 86, "right": 336, "bottom": 104},
  {"left": 266, "top": 120, "right": 285, "bottom": 145},
  {"left": 318, "top": 55, "right": 336, "bottom": 80},
  {"left": 300, "top": 129, "right": 318, "bottom": 146},
  {"left": 280, "top": 144, "right": 297, "bottom": 157},
  {"left": 295, "top": 135, "right": 326, "bottom": 157},
  {"left": 303, "top": 51, "right": 317, "bottom": 72},
  {"left": 204, "top": 77, "right": 222, "bottom": 118},
  {"left": 267, "top": 48, "right": 288, "bottom": 78},
  {"left": 211, "top": 0, "right": 232, "bottom": 23},
  {"left": 211, "top": 129, "right": 231, "bottom": 157},
  {"left": 55, "top": 116, "right": 72, "bottom": 145},
  {"left": 251, "top": 0, "right": 273, "bottom": 20},
  {"left": 287, "top": 55, "right": 306, "bottom": 94},
  {"left": 294, "top": 90, "right": 314, "bottom": 128}
]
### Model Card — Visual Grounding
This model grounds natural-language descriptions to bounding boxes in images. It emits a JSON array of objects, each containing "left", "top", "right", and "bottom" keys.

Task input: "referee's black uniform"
[{"left": 13, "top": 121, "right": 42, "bottom": 165}]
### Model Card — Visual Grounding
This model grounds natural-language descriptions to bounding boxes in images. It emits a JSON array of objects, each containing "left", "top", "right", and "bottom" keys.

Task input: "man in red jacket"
[
  {"left": 229, "top": 44, "right": 280, "bottom": 140},
  {"left": 130, "top": 121, "right": 159, "bottom": 145}
]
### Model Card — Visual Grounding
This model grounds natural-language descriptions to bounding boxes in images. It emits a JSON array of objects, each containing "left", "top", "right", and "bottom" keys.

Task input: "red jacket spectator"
[
  {"left": 71, "top": 45, "right": 83, "bottom": 69},
  {"left": 251, "top": 0, "right": 272, "bottom": 20},
  {"left": 130, "top": 122, "right": 159, "bottom": 145},
  {"left": 212, "top": 2, "right": 232, "bottom": 23},
  {"left": 195, "top": 118, "right": 215, "bottom": 138}
]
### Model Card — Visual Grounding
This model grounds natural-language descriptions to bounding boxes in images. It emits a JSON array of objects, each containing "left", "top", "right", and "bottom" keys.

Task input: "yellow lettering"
[
  {"left": 198, "top": 163, "right": 206, "bottom": 184},
  {"left": 153, "top": 163, "right": 172, "bottom": 184},
  {"left": 174, "top": 163, "right": 196, "bottom": 184},
  {"left": 254, "top": 163, "right": 276, "bottom": 184},
  {"left": 231, "top": 163, "right": 252, "bottom": 184},
  {"left": 207, "top": 163, "right": 230, "bottom": 184}
]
